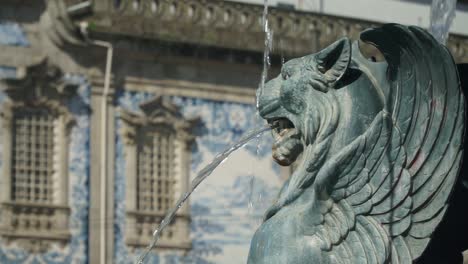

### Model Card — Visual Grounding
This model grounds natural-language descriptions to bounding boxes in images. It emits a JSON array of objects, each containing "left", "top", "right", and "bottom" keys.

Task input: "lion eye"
[{"left": 281, "top": 71, "right": 290, "bottom": 80}]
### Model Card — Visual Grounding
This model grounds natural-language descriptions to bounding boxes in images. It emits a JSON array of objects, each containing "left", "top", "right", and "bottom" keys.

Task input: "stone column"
[
  {"left": 89, "top": 77, "right": 116, "bottom": 264},
  {"left": 0, "top": 105, "right": 13, "bottom": 203}
]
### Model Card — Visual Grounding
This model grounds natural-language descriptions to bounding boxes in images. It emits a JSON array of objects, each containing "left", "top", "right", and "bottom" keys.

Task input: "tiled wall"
[
  {"left": 0, "top": 21, "right": 285, "bottom": 264},
  {"left": 0, "top": 75, "right": 91, "bottom": 263},
  {"left": 114, "top": 91, "right": 283, "bottom": 264},
  {"left": 0, "top": 22, "right": 29, "bottom": 47}
]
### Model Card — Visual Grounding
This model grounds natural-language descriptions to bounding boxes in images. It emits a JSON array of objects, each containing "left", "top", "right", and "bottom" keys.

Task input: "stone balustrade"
[
  {"left": 0, "top": 202, "right": 70, "bottom": 252},
  {"left": 125, "top": 210, "right": 191, "bottom": 251},
  {"left": 82, "top": 0, "right": 468, "bottom": 62}
]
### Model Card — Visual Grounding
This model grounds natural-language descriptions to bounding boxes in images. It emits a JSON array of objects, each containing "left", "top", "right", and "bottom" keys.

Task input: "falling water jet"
[
  {"left": 247, "top": 127, "right": 264, "bottom": 224},
  {"left": 135, "top": 124, "right": 274, "bottom": 264},
  {"left": 256, "top": 0, "right": 273, "bottom": 109},
  {"left": 249, "top": 0, "right": 273, "bottom": 222},
  {"left": 138, "top": 1, "right": 274, "bottom": 262},
  {"left": 429, "top": 0, "right": 457, "bottom": 44}
]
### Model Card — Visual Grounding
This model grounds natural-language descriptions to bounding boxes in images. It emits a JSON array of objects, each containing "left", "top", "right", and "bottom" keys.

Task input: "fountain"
[
  {"left": 135, "top": 1, "right": 465, "bottom": 263},
  {"left": 429, "top": 0, "right": 457, "bottom": 44},
  {"left": 248, "top": 24, "right": 465, "bottom": 263},
  {"left": 136, "top": 24, "right": 465, "bottom": 264}
]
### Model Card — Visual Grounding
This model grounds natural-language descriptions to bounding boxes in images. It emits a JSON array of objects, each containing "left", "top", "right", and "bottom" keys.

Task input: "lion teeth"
[{"left": 279, "top": 128, "right": 291, "bottom": 137}]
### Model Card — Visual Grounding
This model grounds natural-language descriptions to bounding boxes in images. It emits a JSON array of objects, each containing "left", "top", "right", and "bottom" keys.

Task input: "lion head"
[{"left": 258, "top": 38, "right": 384, "bottom": 170}]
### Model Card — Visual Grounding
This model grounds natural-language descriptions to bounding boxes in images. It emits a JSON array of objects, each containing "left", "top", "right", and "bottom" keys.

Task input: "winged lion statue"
[{"left": 249, "top": 24, "right": 465, "bottom": 264}]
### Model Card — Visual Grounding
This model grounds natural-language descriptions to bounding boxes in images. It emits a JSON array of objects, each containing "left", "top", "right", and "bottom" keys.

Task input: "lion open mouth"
[
  {"left": 270, "top": 118, "right": 294, "bottom": 135},
  {"left": 267, "top": 118, "right": 303, "bottom": 166}
]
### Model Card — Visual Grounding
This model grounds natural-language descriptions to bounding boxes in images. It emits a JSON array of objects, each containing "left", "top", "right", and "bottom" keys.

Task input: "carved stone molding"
[
  {"left": 0, "top": 202, "right": 71, "bottom": 252},
  {"left": 40, "top": 0, "right": 89, "bottom": 47},
  {"left": 84, "top": 0, "right": 468, "bottom": 62},
  {"left": 2, "top": 60, "right": 78, "bottom": 103},
  {"left": 125, "top": 211, "right": 191, "bottom": 250},
  {"left": 123, "top": 77, "right": 256, "bottom": 104},
  {"left": 119, "top": 96, "right": 197, "bottom": 251},
  {"left": 0, "top": 61, "right": 77, "bottom": 135},
  {"left": 120, "top": 96, "right": 199, "bottom": 145}
]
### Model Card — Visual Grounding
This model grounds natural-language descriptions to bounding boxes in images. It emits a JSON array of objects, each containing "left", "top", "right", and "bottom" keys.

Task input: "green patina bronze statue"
[{"left": 249, "top": 24, "right": 465, "bottom": 263}]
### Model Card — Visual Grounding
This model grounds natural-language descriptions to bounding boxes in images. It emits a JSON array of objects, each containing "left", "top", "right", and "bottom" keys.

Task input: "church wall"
[
  {"left": 113, "top": 89, "right": 284, "bottom": 264},
  {"left": 0, "top": 69, "right": 91, "bottom": 263}
]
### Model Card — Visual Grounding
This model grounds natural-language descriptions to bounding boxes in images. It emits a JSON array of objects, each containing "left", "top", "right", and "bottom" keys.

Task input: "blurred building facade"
[{"left": 0, "top": 0, "right": 467, "bottom": 263}]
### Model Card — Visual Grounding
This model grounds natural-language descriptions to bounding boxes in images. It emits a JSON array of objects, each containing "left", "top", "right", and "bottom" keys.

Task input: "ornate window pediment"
[
  {"left": 0, "top": 61, "right": 76, "bottom": 252},
  {"left": 120, "top": 96, "right": 198, "bottom": 251}
]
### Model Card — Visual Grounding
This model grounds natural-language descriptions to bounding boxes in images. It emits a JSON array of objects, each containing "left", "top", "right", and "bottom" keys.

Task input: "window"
[
  {"left": 0, "top": 63, "right": 76, "bottom": 252},
  {"left": 120, "top": 96, "right": 197, "bottom": 251},
  {"left": 136, "top": 129, "right": 175, "bottom": 213},
  {"left": 11, "top": 107, "right": 54, "bottom": 203}
]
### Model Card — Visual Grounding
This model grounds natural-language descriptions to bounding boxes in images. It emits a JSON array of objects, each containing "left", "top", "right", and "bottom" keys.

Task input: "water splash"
[
  {"left": 429, "top": 0, "right": 457, "bottom": 44},
  {"left": 135, "top": 125, "right": 272, "bottom": 264},
  {"left": 256, "top": 0, "right": 273, "bottom": 109}
]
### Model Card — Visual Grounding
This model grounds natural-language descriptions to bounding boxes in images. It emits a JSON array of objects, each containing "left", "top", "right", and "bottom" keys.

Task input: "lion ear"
[{"left": 316, "top": 38, "right": 351, "bottom": 87}]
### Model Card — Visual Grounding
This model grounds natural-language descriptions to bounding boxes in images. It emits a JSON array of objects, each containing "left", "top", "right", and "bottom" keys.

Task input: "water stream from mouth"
[
  {"left": 247, "top": 127, "right": 264, "bottom": 224},
  {"left": 137, "top": 1, "right": 275, "bottom": 262},
  {"left": 135, "top": 125, "right": 272, "bottom": 264}
]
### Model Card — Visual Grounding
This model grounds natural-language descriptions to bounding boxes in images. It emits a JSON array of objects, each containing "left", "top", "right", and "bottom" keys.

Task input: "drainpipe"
[{"left": 79, "top": 22, "right": 113, "bottom": 264}]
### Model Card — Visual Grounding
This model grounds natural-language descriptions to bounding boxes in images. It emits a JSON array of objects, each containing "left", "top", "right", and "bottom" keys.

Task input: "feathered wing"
[{"left": 320, "top": 25, "right": 464, "bottom": 263}]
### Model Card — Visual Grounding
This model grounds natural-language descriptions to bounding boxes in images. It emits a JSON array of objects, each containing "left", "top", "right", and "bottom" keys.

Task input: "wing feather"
[
  {"left": 371, "top": 169, "right": 411, "bottom": 215},
  {"left": 324, "top": 24, "right": 464, "bottom": 263},
  {"left": 392, "top": 236, "right": 412, "bottom": 264},
  {"left": 370, "top": 147, "right": 406, "bottom": 207},
  {"left": 411, "top": 79, "right": 464, "bottom": 211},
  {"left": 358, "top": 216, "right": 390, "bottom": 263},
  {"left": 412, "top": 150, "right": 462, "bottom": 222},
  {"left": 409, "top": 206, "right": 447, "bottom": 238},
  {"left": 346, "top": 231, "right": 368, "bottom": 264},
  {"left": 355, "top": 222, "right": 379, "bottom": 264},
  {"left": 404, "top": 236, "right": 430, "bottom": 261},
  {"left": 383, "top": 213, "right": 412, "bottom": 237},
  {"left": 359, "top": 24, "right": 463, "bottom": 260}
]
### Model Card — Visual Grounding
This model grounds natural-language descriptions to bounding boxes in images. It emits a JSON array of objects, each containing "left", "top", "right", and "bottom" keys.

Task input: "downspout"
[{"left": 79, "top": 22, "right": 113, "bottom": 264}]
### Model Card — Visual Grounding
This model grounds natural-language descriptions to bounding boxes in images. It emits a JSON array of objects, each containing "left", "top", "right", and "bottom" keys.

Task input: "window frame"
[
  {"left": 0, "top": 63, "right": 76, "bottom": 252},
  {"left": 136, "top": 126, "right": 176, "bottom": 213},
  {"left": 120, "top": 96, "right": 197, "bottom": 251}
]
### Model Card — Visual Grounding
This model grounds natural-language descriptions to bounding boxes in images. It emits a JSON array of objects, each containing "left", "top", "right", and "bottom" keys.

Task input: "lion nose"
[{"left": 257, "top": 79, "right": 282, "bottom": 117}]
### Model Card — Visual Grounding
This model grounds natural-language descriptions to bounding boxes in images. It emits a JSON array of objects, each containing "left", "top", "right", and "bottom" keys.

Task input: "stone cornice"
[
  {"left": 0, "top": 46, "right": 45, "bottom": 68},
  {"left": 124, "top": 77, "right": 256, "bottom": 104},
  {"left": 1, "top": 60, "right": 78, "bottom": 103},
  {"left": 119, "top": 95, "right": 199, "bottom": 145},
  {"left": 83, "top": 0, "right": 468, "bottom": 62},
  {"left": 42, "top": 0, "right": 88, "bottom": 47}
]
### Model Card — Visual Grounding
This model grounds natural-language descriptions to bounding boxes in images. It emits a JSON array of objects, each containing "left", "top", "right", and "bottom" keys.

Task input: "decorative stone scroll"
[
  {"left": 119, "top": 96, "right": 198, "bottom": 251},
  {"left": 250, "top": 24, "right": 465, "bottom": 263}
]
